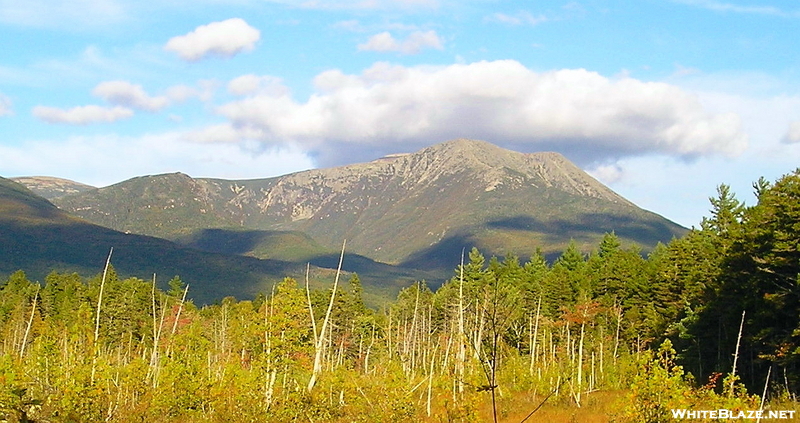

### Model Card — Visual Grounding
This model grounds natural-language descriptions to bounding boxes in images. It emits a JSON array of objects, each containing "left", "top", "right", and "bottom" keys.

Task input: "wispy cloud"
[
  {"left": 32, "top": 105, "right": 134, "bottom": 125},
  {"left": 92, "top": 81, "right": 169, "bottom": 111},
  {"left": 358, "top": 30, "right": 443, "bottom": 54},
  {"left": 228, "top": 75, "right": 291, "bottom": 97},
  {"left": 484, "top": 11, "right": 547, "bottom": 26},
  {"left": 783, "top": 121, "right": 800, "bottom": 144},
  {"left": 332, "top": 19, "right": 363, "bottom": 31},
  {"left": 332, "top": 19, "right": 420, "bottom": 33},
  {"left": 0, "top": 93, "right": 13, "bottom": 116},
  {"left": 0, "top": 0, "right": 127, "bottom": 29},
  {"left": 165, "top": 18, "right": 261, "bottom": 62},
  {"left": 296, "top": 0, "right": 439, "bottom": 10},
  {"left": 671, "top": 64, "right": 703, "bottom": 78},
  {"left": 673, "top": 0, "right": 800, "bottom": 17},
  {"left": 16, "top": 45, "right": 170, "bottom": 90}
]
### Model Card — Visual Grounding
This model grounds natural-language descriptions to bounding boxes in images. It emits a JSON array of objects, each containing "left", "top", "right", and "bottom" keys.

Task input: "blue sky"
[{"left": 1, "top": 0, "right": 799, "bottom": 228}]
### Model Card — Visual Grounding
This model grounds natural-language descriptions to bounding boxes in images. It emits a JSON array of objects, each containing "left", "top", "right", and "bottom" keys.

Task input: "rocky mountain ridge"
[{"left": 37, "top": 139, "right": 685, "bottom": 268}]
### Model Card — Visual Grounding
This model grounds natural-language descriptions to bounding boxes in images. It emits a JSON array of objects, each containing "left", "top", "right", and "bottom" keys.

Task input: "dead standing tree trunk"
[
  {"left": 307, "top": 240, "right": 346, "bottom": 392},
  {"left": 19, "top": 286, "right": 40, "bottom": 358},
  {"left": 457, "top": 251, "right": 466, "bottom": 396},
  {"left": 91, "top": 248, "right": 113, "bottom": 384}
]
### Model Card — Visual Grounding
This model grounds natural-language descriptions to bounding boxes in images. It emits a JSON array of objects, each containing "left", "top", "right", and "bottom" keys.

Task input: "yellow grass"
[{"left": 416, "top": 390, "right": 627, "bottom": 423}]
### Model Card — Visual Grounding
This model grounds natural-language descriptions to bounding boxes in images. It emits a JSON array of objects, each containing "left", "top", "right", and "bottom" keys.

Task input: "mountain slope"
[
  {"left": 0, "top": 178, "right": 331, "bottom": 304},
  {"left": 52, "top": 139, "right": 687, "bottom": 269}
]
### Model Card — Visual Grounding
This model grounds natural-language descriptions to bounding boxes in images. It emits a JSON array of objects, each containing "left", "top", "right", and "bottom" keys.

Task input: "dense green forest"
[{"left": 2, "top": 170, "right": 800, "bottom": 422}]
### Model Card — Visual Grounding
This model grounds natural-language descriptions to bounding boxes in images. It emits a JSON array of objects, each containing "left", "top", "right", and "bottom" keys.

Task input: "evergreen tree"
[
  {"left": 721, "top": 170, "right": 800, "bottom": 389},
  {"left": 541, "top": 241, "right": 585, "bottom": 316}
]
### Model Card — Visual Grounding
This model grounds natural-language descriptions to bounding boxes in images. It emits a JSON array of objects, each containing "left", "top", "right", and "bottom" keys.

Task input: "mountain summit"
[
  {"left": 52, "top": 139, "right": 685, "bottom": 269},
  {"left": 392, "top": 139, "right": 630, "bottom": 204}
]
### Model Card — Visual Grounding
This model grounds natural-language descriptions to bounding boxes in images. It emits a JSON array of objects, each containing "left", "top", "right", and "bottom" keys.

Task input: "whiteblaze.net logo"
[{"left": 671, "top": 409, "right": 796, "bottom": 420}]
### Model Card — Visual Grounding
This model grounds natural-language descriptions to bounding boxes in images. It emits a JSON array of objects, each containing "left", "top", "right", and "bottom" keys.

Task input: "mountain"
[
  {"left": 10, "top": 176, "right": 95, "bottom": 200},
  {"left": 0, "top": 177, "right": 404, "bottom": 305},
  {"left": 51, "top": 139, "right": 686, "bottom": 271}
]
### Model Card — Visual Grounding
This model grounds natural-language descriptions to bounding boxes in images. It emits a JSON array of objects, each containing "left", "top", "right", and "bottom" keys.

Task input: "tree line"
[{"left": 1, "top": 169, "right": 800, "bottom": 422}]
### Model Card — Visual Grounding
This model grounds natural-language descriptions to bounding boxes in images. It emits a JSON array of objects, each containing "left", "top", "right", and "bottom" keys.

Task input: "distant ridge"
[
  {"left": 49, "top": 139, "right": 686, "bottom": 270},
  {"left": 0, "top": 177, "right": 313, "bottom": 304},
  {"left": 11, "top": 176, "right": 95, "bottom": 200}
]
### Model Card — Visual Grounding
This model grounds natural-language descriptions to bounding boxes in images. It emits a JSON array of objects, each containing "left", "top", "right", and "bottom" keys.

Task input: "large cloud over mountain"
[{"left": 207, "top": 60, "right": 748, "bottom": 166}]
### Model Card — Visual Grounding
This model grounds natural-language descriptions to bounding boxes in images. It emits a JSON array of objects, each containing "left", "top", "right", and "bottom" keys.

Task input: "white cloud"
[
  {"left": 358, "top": 30, "right": 444, "bottom": 54},
  {"left": 32, "top": 105, "right": 134, "bottom": 125},
  {"left": 92, "top": 80, "right": 169, "bottom": 111},
  {"left": 213, "top": 60, "right": 748, "bottom": 165},
  {"left": 228, "top": 74, "right": 291, "bottom": 97},
  {"left": 0, "top": 93, "right": 12, "bottom": 116},
  {"left": 485, "top": 11, "right": 547, "bottom": 26},
  {"left": 783, "top": 121, "right": 800, "bottom": 144},
  {"left": 0, "top": 132, "right": 315, "bottom": 187},
  {"left": 164, "top": 18, "right": 261, "bottom": 62}
]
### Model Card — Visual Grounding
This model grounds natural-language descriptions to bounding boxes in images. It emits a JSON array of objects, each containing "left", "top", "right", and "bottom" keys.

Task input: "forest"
[{"left": 2, "top": 169, "right": 800, "bottom": 422}]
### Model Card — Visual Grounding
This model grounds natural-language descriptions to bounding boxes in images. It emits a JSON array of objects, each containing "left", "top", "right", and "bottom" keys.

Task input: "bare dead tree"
[{"left": 307, "top": 240, "right": 346, "bottom": 392}]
